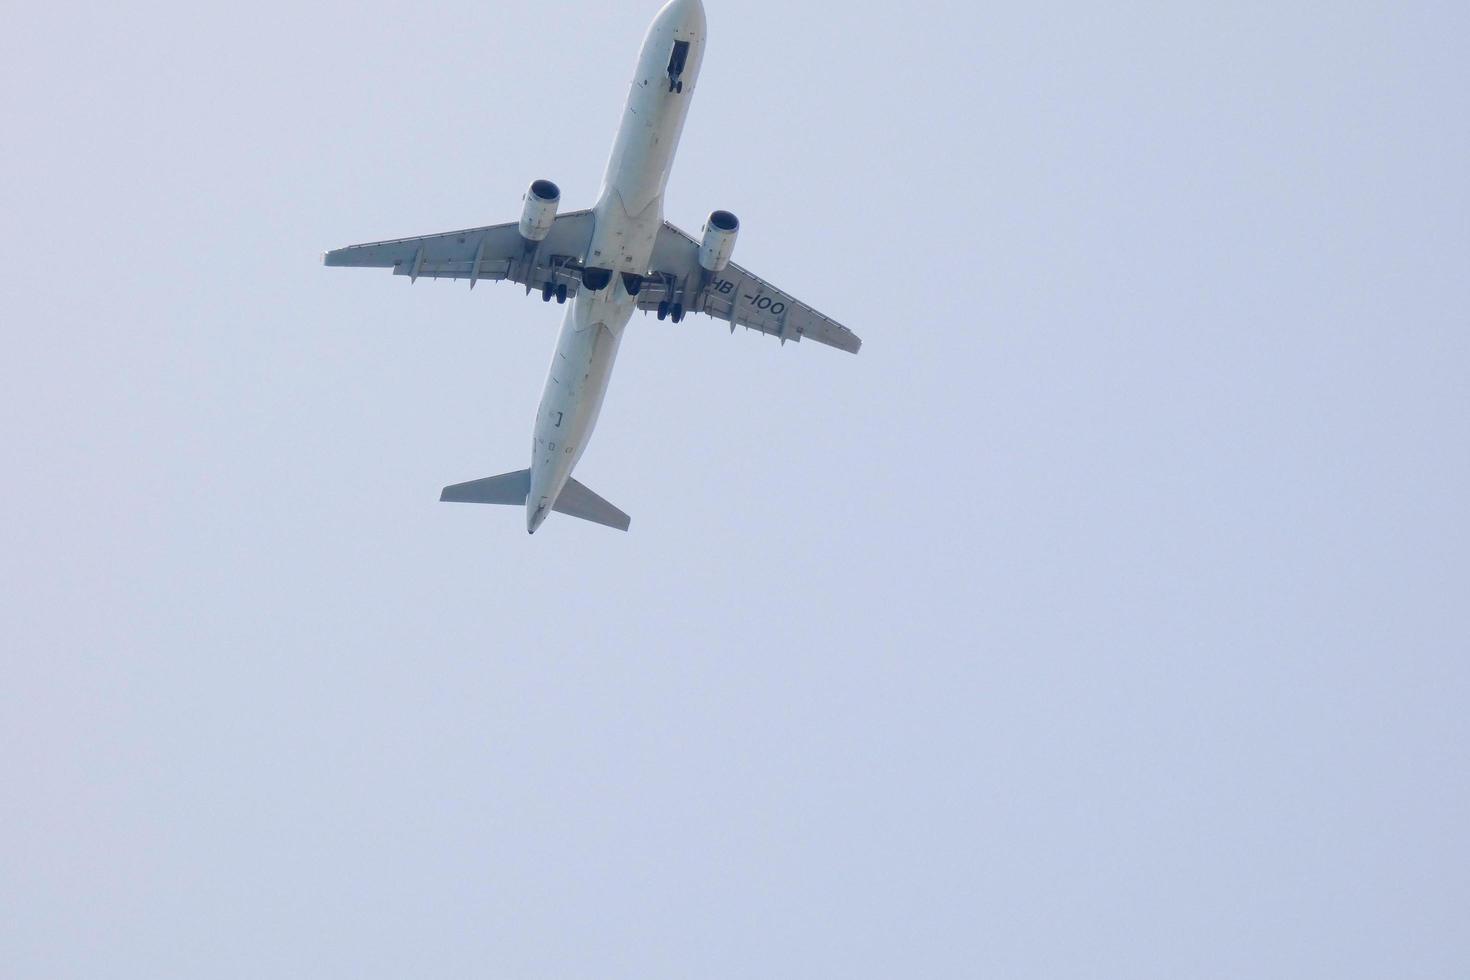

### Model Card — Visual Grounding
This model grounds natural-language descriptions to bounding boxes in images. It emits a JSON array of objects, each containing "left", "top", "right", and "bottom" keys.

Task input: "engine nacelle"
[
  {"left": 698, "top": 210, "right": 740, "bottom": 273},
  {"left": 518, "top": 179, "right": 561, "bottom": 242}
]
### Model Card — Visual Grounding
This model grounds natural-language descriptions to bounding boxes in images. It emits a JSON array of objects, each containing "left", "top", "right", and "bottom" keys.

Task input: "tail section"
[{"left": 440, "top": 470, "right": 630, "bottom": 532}]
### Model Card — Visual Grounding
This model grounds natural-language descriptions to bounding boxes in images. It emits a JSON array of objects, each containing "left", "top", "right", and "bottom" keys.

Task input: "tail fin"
[{"left": 440, "top": 470, "right": 630, "bottom": 532}]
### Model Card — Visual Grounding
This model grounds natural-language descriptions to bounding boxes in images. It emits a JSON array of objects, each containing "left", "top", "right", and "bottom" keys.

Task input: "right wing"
[
  {"left": 638, "top": 222, "right": 862, "bottom": 354},
  {"left": 323, "top": 211, "right": 596, "bottom": 295}
]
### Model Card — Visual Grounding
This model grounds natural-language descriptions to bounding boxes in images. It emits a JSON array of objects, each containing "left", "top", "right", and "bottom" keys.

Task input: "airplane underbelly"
[
  {"left": 587, "top": 189, "right": 664, "bottom": 277},
  {"left": 524, "top": 0, "right": 708, "bottom": 524},
  {"left": 528, "top": 297, "right": 632, "bottom": 507},
  {"left": 587, "top": 21, "right": 703, "bottom": 270}
]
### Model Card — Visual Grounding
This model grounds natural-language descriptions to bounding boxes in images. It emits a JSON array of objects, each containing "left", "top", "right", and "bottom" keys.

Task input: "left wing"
[
  {"left": 323, "top": 211, "right": 597, "bottom": 295},
  {"left": 637, "top": 222, "right": 861, "bottom": 354}
]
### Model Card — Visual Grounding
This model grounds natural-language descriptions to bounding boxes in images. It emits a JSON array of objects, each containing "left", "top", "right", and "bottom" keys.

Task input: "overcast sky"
[{"left": 2, "top": 0, "right": 1467, "bottom": 976}]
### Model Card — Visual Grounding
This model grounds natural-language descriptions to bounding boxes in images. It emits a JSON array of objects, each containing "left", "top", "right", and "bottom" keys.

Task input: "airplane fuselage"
[
  {"left": 324, "top": 0, "right": 858, "bottom": 532},
  {"left": 526, "top": 0, "right": 707, "bottom": 532}
]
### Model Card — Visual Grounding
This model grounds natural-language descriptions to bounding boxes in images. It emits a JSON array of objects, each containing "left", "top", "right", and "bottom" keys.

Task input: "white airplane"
[{"left": 324, "top": 0, "right": 860, "bottom": 533}]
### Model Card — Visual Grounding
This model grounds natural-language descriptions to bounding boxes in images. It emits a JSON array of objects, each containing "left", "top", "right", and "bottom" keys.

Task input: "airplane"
[{"left": 323, "top": 0, "right": 860, "bottom": 534}]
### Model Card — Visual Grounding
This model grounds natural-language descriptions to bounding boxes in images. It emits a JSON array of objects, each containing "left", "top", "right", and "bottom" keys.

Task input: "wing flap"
[{"left": 393, "top": 258, "right": 513, "bottom": 283}]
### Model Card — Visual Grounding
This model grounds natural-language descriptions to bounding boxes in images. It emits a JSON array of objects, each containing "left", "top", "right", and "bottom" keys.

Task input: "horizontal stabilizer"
[
  {"left": 553, "top": 478, "right": 631, "bottom": 532},
  {"left": 439, "top": 470, "right": 630, "bottom": 532},
  {"left": 440, "top": 470, "right": 530, "bottom": 505}
]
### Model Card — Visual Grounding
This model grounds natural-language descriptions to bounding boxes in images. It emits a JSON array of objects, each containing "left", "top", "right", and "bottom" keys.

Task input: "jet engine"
[
  {"left": 698, "top": 210, "right": 739, "bottom": 273},
  {"left": 518, "top": 179, "right": 561, "bottom": 242}
]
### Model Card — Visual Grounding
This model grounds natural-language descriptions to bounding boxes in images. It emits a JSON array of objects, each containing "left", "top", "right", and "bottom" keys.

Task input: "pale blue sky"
[{"left": 2, "top": 1, "right": 1467, "bottom": 976}]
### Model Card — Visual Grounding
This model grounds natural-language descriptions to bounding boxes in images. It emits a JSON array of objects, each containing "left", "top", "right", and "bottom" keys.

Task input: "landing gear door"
[{"left": 667, "top": 40, "right": 690, "bottom": 92}]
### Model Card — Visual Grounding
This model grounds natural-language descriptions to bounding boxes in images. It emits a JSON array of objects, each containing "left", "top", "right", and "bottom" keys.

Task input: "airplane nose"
[{"left": 658, "top": 0, "right": 705, "bottom": 29}]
